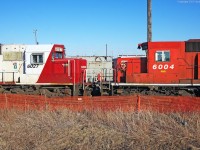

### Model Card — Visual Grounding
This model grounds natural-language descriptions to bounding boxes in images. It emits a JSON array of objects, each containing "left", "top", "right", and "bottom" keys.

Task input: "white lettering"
[{"left": 152, "top": 64, "right": 174, "bottom": 70}]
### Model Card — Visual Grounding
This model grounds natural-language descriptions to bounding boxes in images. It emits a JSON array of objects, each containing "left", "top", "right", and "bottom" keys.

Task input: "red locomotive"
[
  {"left": 0, "top": 39, "right": 200, "bottom": 97},
  {"left": 112, "top": 39, "right": 200, "bottom": 96}
]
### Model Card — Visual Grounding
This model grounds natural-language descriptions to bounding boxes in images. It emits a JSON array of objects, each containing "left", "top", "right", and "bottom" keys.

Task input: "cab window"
[
  {"left": 55, "top": 52, "right": 63, "bottom": 58},
  {"left": 52, "top": 52, "right": 63, "bottom": 59},
  {"left": 31, "top": 53, "right": 43, "bottom": 64},
  {"left": 155, "top": 51, "right": 170, "bottom": 62}
]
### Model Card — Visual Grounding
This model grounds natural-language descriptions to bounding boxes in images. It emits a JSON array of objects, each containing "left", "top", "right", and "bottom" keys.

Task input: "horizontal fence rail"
[{"left": 0, "top": 94, "right": 200, "bottom": 112}]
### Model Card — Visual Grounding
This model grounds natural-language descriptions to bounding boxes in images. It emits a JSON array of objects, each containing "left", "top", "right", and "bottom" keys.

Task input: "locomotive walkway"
[{"left": 0, "top": 94, "right": 200, "bottom": 112}]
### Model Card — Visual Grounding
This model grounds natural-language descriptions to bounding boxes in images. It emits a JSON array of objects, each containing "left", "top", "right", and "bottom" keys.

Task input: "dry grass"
[{"left": 0, "top": 109, "right": 200, "bottom": 150}]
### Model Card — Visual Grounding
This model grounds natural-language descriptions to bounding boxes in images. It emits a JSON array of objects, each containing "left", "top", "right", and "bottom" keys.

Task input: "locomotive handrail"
[
  {"left": 0, "top": 71, "right": 17, "bottom": 83},
  {"left": 0, "top": 71, "right": 18, "bottom": 73},
  {"left": 83, "top": 68, "right": 104, "bottom": 90},
  {"left": 177, "top": 57, "right": 199, "bottom": 83},
  {"left": 82, "top": 68, "right": 116, "bottom": 90},
  {"left": 177, "top": 58, "right": 194, "bottom": 67}
]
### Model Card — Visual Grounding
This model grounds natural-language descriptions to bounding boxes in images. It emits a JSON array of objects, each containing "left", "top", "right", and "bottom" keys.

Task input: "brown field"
[{"left": 0, "top": 109, "right": 200, "bottom": 150}]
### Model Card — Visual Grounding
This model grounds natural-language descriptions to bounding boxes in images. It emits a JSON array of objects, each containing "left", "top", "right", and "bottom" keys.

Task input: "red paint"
[
  {"left": 37, "top": 44, "right": 87, "bottom": 84},
  {"left": 115, "top": 40, "right": 200, "bottom": 84},
  {"left": 114, "top": 56, "right": 147, "bottom": 83}
]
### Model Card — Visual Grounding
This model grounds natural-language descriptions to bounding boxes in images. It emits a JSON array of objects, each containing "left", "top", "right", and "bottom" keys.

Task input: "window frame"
[
  {"left": 30, "top": 53, "right": 44, "bottom": 64},
  {"left": 155, "top": 51, "right": 170, "bottom": 62}
]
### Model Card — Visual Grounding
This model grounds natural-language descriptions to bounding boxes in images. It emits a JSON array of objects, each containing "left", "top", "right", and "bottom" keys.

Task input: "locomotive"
[
  {"left": 0, "top": 39, "right": 200, "bottom": 97},
  {"left": 0, "top": 44, "right": 87, "bottom": 96},
  {"left": 112, "top": 39, "right": 200, "bottom": 96}
]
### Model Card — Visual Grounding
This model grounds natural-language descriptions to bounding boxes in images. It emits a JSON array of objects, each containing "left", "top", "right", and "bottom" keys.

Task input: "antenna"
[
  {"left": 33, "top": 29, "right": 39, "bottom": 45},
  {"left": 106, "top": 44, "right": 108, "bottom": 60},
  {"left": 106, "top": 44, "right": 107, "bottom": 56}
]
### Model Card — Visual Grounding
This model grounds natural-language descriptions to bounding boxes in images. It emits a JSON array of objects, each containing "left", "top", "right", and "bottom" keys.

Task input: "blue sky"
[{"left": 0, "top": 0, "right": 200, "bottom": 56}]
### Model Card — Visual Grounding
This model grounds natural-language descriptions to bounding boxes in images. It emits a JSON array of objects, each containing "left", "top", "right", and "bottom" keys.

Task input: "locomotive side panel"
[
  {"left": 115, "top": 56, "right": 147, "bottom": 83},
  {"left": 198, "top": 53, "right": 200, "bottom": 80},
  {"left": 147, "top": 42, "right": 184, "bottom": 84},
  {"left": 25, "top": 45, "right": 52, "bottom": 75},
  {"left": 182, "top": 40, "right": 200, "bottom": 83},
  {"left": 0, "top": 44, "right": 59, "bottom": 84},
  {"left": 21, "top": 45, "right": 53, "bottom": 84},
  {"left": 0, "top": 45, "right": 25, "bottom": 83}
]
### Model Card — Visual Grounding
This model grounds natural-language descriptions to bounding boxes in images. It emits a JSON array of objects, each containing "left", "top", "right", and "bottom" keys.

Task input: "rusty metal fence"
[{"left": 0, "top": 94, "right": 200, "bottom": 112}]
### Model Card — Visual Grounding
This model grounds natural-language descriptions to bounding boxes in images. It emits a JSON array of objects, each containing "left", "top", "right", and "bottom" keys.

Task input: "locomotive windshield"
[
  {"left": 53, "top": 47, "right": 64, "bottom": 59},
  {"left": 55, "top": 52, "right": 63, "bottom": 58},
  {"left": 52, "top": 52, "right": 63, "bottom": 59}
]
